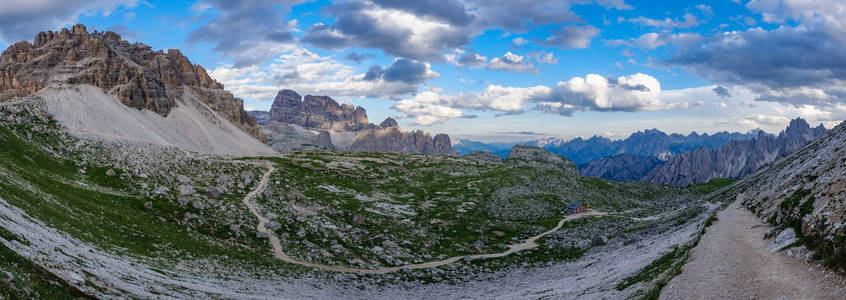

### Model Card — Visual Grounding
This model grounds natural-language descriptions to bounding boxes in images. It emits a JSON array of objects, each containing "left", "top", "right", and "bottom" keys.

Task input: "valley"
[{"left": 0, "top": 22, "right": 844, "bottom": 299}]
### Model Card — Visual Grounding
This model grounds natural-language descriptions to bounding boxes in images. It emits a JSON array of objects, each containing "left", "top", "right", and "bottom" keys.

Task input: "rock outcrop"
[
  {"left": 0, "top": 24, "right": 263, "bottom": 140},
  {"left": 643, "top": 118, "right": 826, "bottom": 186},
  {"left": 506, "top": 145, "right": 577, "bottom": 174},
  {"left": 268, "top": 89, "right": 369, "bottom": 131},
  {"left": 259, "top": 89, "right": 457, "bottom": 155},
  {"left": 578, "top": 153, "right": 663, "bottom": 182}
]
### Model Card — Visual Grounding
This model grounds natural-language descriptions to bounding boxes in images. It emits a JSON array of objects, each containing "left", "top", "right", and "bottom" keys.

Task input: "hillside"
[
  {"left": 0, "top": 97, "right": 719, "bottom": 297},
  {"left": 737, "top": 121, "right": 846, "bottom": 270},
  {"left": 0, "top": 24, "right": 269, "bottom": 154}
]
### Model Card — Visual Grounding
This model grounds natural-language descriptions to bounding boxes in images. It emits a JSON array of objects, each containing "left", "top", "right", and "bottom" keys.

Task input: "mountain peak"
[{"left": 0, "top": 23, "right": 262, "bottom": 140}]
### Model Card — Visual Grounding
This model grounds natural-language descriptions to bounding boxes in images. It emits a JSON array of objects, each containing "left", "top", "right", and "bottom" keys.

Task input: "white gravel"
[{"left": 42, "top": 84, "right": 276, "bottom": 156}]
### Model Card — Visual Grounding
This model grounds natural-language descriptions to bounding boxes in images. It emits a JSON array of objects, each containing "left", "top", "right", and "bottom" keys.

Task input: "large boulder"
[{"left": 768, "top": 228, "right": 799, "bottom": 252}]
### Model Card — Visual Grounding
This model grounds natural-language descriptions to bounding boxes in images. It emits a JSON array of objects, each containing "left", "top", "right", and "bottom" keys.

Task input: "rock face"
[
  {"left": 506, "top": 145, "right": 577, "bottom": 174},
  {"left": 643, "top": 118, "right": 826, "bottom": 186},
  {"left": 0, "top": 24, "right": 263, "bottom": 141},
  {"left": 268, "top": 89, "right": 369, "bottom": 131},
  {"left": 578, "top": 153, "right": 663, "bottom": 182},
  {"left": 260, "top": 89, "right": 457, "bottom": 155}
]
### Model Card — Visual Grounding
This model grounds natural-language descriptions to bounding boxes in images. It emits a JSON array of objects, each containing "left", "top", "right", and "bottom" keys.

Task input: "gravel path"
[
  {"left": 243, "top": 162, "right": 608, "bottom": 274},
  {"left": 661, "top": 195, "right": 846, "bottom": 299}
]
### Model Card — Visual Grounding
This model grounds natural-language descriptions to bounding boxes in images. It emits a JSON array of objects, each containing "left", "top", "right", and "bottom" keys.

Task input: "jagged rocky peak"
[
  {"left": 380, "top": 117, "right": 399, "bottom": 128},
  {"left": 0, "top": 24, "right": 263, "bottom": 140},
  {"left": 268, "top": 89, "right": 369, "bottom": 131}
]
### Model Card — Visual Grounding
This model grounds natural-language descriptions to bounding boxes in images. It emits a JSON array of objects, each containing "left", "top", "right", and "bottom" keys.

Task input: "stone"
[
  {"left": 296, "top": 228, "right": 306, "bottom": 238},
  {"left": 256, "top": 231, "right": 269, "bottom": 239},
  {"left": 768, "top": 228, "right": 799, "bottom": 252},
  {"left": 177, "top": 175, "right": 192, "bottom": 184},
  {"left": 265, "top": 221, "right": 281, "bottom": 231},
  {"left": 143, "top": 201, "right": 153, "bottom": 210},
  {"left": 492, "top": 230, "right": 506, "bottom": 237},
  {"left": 591, "top": 235, "right": 608, "bottom": 246},
  {"left": 352, "top": 214, "right": 365, "bottom": 225},
  {"left": 192, "top": 200, "right": 205, "bottom": 210},
  {"left": 206, "top": 187, "right": 223, "bottom": 199},
  {"left": 178, "top": 186, "right": 195, "bottom": 196},
  {"left": 105, "top": 169, "right": 116, "bottom": 177}
]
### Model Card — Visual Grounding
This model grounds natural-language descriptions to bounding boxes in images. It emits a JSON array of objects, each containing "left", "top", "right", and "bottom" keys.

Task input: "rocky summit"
[
  {"left": 257, "top": 89, "right": 457, "bottom": 155},
  {"left": 0, "top": 24, "right": 263, "bottom": 140}
]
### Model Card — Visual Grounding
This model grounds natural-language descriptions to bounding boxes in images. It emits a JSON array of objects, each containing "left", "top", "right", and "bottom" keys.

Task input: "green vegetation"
[
  {"left": 0, "top": 107, "right": 299, "bottom": 278},
  {"left": 688, "top": 178, "right": 737, "bottom": 195},
  {"left": 0, "top": 230, "right": 86, "bottom": 299}
]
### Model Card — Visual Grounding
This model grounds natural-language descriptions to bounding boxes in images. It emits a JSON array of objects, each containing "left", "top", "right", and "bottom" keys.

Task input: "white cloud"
[
  {"left": 626, "top": 13, "right": 701, "bottom": 29},
  {"left": 487, "top": 51, "right": 537, "bottom": 73},
  {"left": 393, "top": 73, "right": 689, "bottom": 124},
  {"left": 210, "top": 47, "right": 438, "bottom": 102}
]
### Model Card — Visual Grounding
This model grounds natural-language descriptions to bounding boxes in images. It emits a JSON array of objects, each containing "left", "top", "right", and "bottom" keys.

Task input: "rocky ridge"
[
  {"left": 644, "top": 118, "right": 826, "bottom": 186},
  {"left": 256, "top": 89, "right": 457, "bottom": 155},
  {"left": 0, "top": 24, "right": 263, "bottom": 140}
]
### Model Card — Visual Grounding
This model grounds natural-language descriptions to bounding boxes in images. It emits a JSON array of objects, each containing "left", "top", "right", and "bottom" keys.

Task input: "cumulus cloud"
[
  {"left": 302, "top": 1, "right": 470, "bottom": 61},
  {"left": 625, "top": 13, "right": 701, "bottom": 29},
  {"left": 538, "top": 73, "right": 685, "bottom": 115},
  {"left": 487, "top": 52, "right": 537, "bottom": 73},
  {"left": 187, "top": 0, "right": 302, "bottom": 67},
  {"left": 0, "top": 0, "right": 141, "bottom": 43},
  {"left": 448, "top": 50, "right": 489, "bottom": 68},
  {"left": 344, "top": 52, "right": 375, "bottom": 63},
  {"left": 303, "top": 0, "right": 627, "bottom": 62},
  {"left": 712, "top": 86, "right": 731, "bottom": 98},
  {"left": 392, "top": 73, "right": 686, "bottom": 124},
  {"left": 540, "top": 25, "right": 600, "bottom": 49},
  {"left": 210, "top": 48, "right": 438, "bottom": 101}
]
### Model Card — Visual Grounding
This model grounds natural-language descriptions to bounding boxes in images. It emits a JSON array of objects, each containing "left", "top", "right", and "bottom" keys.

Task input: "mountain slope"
[
  {"left": 644, "top": 119, "right": 826, "bottom": 186},
  {"left": 0, "top": 24, "right": 263, "bottom": 142},
  {"left": 579, "top": 154, "right": 663, "bottom": 182},
  {"left": 737, "top": 121, "right": 846, "bottom": 270}
]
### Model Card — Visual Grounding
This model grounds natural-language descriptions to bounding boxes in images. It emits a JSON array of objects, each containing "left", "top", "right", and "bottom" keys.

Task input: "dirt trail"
[
  {"left": 243, "top": 162, "right": 607, "bottom": 274},
  {"left": 661, "top": 194, "right": 846, "bottom": 299}
]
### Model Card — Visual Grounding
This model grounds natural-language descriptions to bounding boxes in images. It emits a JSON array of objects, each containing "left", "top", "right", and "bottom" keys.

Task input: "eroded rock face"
[
  {"left": 0, "top": 24, "right": 263, "bottom": 141},
  {"left": 264, "top": 89, "right": 457, "bottom": 155},
  {"left": 348, "top": 127, "right": 458, "bottom": 156},
  {"left": 268, "top": 89, "right": 369, "bottom": 131}
]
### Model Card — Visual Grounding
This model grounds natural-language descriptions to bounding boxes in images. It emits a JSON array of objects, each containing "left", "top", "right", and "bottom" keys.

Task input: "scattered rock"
[
  {"left": 352, "top": 214, "right": 365, "bottom": 225},
  {"left": 591, "top": 235, "right": 608, "bottom": 246},
  {"left": 178, "top": 186, "right": 195, "bottom": 196},
  {"left": 768, "top": 228, "right": 799, "bottom": 252}
]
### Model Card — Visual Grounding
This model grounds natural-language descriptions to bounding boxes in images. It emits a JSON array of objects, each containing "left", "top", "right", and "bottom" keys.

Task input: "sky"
[{"left": 1, "top": 0, "right": 845, "bottom": 142}]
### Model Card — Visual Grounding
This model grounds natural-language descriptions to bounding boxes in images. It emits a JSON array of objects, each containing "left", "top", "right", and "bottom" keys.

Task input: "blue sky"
[{"left": 1, "top": 0, "right": 844, "bottom": 142}]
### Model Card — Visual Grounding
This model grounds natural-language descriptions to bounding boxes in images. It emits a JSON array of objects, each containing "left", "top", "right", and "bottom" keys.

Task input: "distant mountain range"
[
  {"left": 456, "top": 128, "right": 764, "bottom": 165},
  {"left": 460, "top": 119, "right": 827, "bottom": 186}
]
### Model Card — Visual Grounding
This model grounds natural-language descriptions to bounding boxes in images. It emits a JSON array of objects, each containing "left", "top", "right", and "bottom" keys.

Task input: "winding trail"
[
  {"left": 661, "top": 194, "right": 846, "bottom": 299},
  {"left": 242, "top": 162, "right": 607, "bottom": 274}
]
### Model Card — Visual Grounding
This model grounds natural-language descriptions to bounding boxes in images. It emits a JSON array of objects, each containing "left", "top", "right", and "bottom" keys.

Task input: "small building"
[{"left": 563, "top": 201, "right": 588, "bottom": 215}]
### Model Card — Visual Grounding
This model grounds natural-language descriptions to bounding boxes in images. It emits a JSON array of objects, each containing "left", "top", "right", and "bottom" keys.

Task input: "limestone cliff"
[
  {"left": 258, "top": 89, "right": 457, "bottom": 155},
  {"left": 0, "top": 24, "right": 263, "bottom": 141}
]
